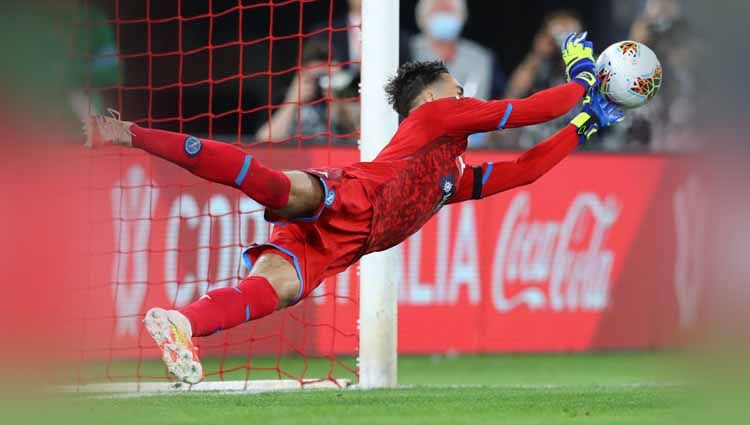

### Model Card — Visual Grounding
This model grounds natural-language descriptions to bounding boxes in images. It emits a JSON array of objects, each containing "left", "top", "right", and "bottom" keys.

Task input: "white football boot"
[
  {"left": 143, "top": 307, "right": 204, "bottom": 384},
  {"left": 83, "top": 109, "right": 134, "bottom": 148}
]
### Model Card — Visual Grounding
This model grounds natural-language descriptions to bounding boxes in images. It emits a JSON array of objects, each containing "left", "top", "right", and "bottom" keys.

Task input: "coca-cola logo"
[{"left": 491, "top": 192, "right": 620, "bottom": 313}]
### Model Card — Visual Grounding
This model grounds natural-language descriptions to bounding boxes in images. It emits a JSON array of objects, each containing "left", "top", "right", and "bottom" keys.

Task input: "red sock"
[
  {"left": 130, "top": 126, "right": 291, "bottom": 209},
  {"left": 178, "top": 276, "right": 280, "bottom": 337}
]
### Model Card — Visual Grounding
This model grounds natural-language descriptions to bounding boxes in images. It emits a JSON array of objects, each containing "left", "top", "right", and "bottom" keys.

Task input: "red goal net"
[{"left": 74, "top": 0, "right": 360, "bottom": 389}]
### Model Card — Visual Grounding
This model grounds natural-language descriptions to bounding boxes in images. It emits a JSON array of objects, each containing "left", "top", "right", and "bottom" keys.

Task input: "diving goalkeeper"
[{"left": 86, "top": 32, "right": 623, "bottom": 384}]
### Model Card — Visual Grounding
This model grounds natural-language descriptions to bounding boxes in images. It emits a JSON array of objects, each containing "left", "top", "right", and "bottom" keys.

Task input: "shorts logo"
[
  {"left": 433, "top": 175, "right": 455, "bottom": 213},
  {"left": 325, "top": 189, "right": 336, "bottom": 207},
  {"left": 184, "top": 136, "right": 202, "bottom": 157}
]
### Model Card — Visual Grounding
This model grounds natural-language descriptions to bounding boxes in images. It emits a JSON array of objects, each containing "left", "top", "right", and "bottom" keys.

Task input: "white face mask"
[{"left": 428, "top": 13, "right": 464, "bottom": 41}]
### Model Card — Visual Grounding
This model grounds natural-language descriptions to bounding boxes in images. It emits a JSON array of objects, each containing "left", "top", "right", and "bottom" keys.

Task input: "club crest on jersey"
[
  {"left": 184, "top": 136, "right": 202, "bottom": 157},
  {"left": 433, "top": 175, "right": 455, "bottom": 213}
]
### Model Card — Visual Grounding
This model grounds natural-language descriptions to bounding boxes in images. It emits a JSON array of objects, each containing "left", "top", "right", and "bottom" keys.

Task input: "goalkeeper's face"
[{"left": 424, "top": 73, "right": 465, "bottom": 103}]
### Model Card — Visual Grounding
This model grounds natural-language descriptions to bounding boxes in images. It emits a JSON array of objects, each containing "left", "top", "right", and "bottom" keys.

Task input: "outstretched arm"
[
  {"left": 501, "top": 30, "right": 599, "bottom": 128},
  {"left": 449, "top": 90, "right": 626, "bottom": 204},
  {"left": 449, "top": 123, "right": 580, "bottom": 203},
  {"left": 440, "top": 31, "right": 598, "bottom": 137},
  {"left": 499, "top": 81, "right": 586, "bottom": 129},
  {"left": 439, "top": 81, "right": 586, "bottom": 137}
]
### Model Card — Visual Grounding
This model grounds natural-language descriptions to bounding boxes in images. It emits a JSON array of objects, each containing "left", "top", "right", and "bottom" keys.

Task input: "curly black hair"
[{"left": 385, "top": 60, "right": 450, "bottom": 117}]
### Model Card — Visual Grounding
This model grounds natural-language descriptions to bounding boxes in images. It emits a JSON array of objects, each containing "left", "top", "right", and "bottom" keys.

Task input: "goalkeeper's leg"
[
  {"left": 144, "top": 252, "right": 300, "bottom": 384},
  {"left": 85, "top": 113, "right": 322, "bottom": 218}
]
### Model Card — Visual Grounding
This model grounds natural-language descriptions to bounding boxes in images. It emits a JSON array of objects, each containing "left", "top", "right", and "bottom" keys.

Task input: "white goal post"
[{"left": 358, "top": 0, "right": 401, "bottom": 389}]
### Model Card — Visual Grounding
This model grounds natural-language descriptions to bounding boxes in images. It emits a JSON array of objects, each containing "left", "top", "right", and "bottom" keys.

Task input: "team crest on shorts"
[
  {"left": 325, "top": 189, "right": 336, "bottom": 207},
  {"left": 184, "top": 136, "right": 202, "bottom": 157}
]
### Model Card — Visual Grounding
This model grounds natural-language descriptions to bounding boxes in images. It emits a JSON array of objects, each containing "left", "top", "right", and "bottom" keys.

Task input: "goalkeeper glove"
[
  {"left": 561, "top": 31, "right": 597, "bottom": 91},
  {"left": 570, "top": 90, "right": 625, "bottom": 144}
]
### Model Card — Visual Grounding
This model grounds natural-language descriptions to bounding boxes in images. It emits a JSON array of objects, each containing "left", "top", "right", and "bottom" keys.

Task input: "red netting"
[{"left": 75, "top": 0, "right": 360, "bottom": 388}]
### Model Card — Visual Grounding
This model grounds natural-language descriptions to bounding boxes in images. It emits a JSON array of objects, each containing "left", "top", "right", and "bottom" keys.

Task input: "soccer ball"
[{"left": 595, "top": 41, "right": 662, "bottom": 109}]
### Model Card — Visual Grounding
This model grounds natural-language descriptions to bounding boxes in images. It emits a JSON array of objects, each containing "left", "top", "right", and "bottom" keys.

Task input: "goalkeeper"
[{"left": 86, "top": 32, "right": 623, "bottom": 384}]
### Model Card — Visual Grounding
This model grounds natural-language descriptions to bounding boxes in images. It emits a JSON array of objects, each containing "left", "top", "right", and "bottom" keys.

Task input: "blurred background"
[
  {"left": 0, "top": 0, "right": 706, "bottom": 150},
  {"left": 0, "top": 1, "right": 748, "bottom": 419}
]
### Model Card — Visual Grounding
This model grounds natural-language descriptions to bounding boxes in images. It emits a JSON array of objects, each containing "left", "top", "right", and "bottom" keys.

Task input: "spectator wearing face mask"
[
  {"left": 409, "top": 0, "right": 506, "bottom": 102},
  {"left": 504, "top": 10, "right": 584, "bottom": 149}
]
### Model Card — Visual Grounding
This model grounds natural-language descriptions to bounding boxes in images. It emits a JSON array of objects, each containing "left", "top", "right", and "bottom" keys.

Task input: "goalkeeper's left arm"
[
  {"left": 450, "top": 91, "right": 624, "bottom": 203},
  {"left": 497, "top": 31, "right": 599, "bottom": 128},
  {"left": 437, "top": 32, "right": 599, "bottom": 136}
]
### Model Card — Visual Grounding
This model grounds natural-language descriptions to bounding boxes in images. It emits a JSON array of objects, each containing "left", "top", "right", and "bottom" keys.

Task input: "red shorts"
[{"left": 241, "top": 168, "right": 372, "bottom": 304}]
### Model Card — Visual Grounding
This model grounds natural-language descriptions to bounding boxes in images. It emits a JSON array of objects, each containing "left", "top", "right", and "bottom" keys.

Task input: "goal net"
[{"left": 70, "top": 0, "right": 398, "bottom": 393}]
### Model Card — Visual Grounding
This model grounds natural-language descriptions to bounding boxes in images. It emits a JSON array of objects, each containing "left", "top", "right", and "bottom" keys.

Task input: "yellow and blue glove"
[
  {"left": 570, "top": 90, "right": 625, "bottom": 144},
  {"left": 561, "top": 31, "right": 597, "bottom": 91}
]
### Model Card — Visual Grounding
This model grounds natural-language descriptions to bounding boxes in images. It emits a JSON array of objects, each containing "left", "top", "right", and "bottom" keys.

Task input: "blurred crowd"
[
  {"left": 60, "top": 0, "right": 700, "bottom": 152},
  {"left": 269, "top": 0, "right": 700, "bottom": 152}
]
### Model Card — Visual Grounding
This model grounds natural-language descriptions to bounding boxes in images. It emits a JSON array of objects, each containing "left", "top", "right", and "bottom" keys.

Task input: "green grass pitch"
[{"left": 11, "top": 352, "right": 718, "bottom": 425}]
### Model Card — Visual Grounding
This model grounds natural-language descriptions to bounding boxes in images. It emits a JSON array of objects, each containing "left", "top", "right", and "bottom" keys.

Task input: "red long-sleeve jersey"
[
  {"left": 448, "top": 125, "right": 581, "bottom": 204},
  {"left": 343, "top": 81, "right": 586, "bottom": 254},
  {"left": 123, "top": 81, "right": 587, "bottom": 293},
  {"left": 128, "top": 81, "right": 585, "bottom": 257}
]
